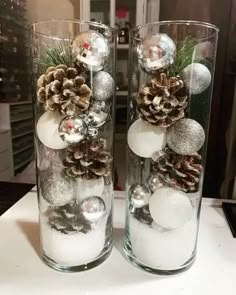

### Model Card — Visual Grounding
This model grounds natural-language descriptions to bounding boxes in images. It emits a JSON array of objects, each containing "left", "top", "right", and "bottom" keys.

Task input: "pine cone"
[
  {"left": 152, "top": 147, "right": 203, "bottom": 192},
  {"left": 64, "top": 137, "right": 112, "bottom": 180},
  {"left": 136, "top": 72, "right": 188, "bottom": 127},
  {"left": 37, "top": 64, "right": 91, "bottom": 116},
  {"left": 46, "top": 201, "right": 92, "bottom": 234}
]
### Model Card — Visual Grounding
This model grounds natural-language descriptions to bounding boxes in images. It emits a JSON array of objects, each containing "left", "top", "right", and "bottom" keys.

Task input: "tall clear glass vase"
[
  {"left": 30, "top": 20, "right": 116, "bottom": 272},
  {"left": 124, "top": 21, "right": 218, "bottom": 274}
]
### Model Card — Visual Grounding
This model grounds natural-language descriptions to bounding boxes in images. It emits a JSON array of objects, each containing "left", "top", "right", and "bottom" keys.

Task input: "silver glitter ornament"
[
  {"left": 167, "top": 118, "right": 205, "bottom": 155},
  {"left": 147, "top": 175, "right": 163, "bottom": 193},
  {"left": 59, "top": 116, "right": 88, "bottom": 144},
  {"left": 79, "top": 196, "right": 106, "bottom": 223},
  {"left": 129, "top": 184, "right": 151, "bottom": 209},
  {"left": 86, "top": 101, "right": 109, "bottom": 128},
  {"left": 72, "top": 31, "right": 109, "bottom": 72},
  {"left": 182, "top": 63, "right": 211, "bottom": 95},
  {"left": 41, "top": 171, "right": 75, "bottom": 206},
  {"left": 93, "top": 71, "right": 114, "bottom": 101},
  {"left": 137, "top": 33, "right": 176, "bottom": 74}
]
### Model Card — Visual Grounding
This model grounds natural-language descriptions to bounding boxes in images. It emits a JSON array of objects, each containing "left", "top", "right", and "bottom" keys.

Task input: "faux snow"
[
  {"left": 129, "top": 214, "right": 198, "bottom": 269},
  {"left": 40, "top": 214, "right": 107, "bottom": 266}
]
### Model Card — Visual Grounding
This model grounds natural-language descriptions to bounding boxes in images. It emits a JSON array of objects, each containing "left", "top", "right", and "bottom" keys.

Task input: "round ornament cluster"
[
  {"left": 137, "top": 33, "right": 176, "bottom": 74},
  {"left": 167, "top": 118, "right": 205, "bottom": 155}
]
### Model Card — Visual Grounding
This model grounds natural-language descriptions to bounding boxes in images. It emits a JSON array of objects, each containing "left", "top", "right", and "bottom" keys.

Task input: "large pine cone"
[
  {"left": 37, "top": 64, "right": 91, "bottom": 116},
  {"left": 136, "top": 72, "right": 188, "bottom": 127},
  {"left": 64, "top": 137, "right": 112, "bottom": 180},
  {"left": 152, "top": 147, "right": 203, "bottom": 192}
]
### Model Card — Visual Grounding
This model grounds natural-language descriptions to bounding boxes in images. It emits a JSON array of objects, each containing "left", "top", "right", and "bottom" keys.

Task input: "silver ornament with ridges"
[
  {"left": 79, "top": 196, "right": 106, "bottom": 223},
  {"left": 93, "top": 71, "right": 114, "bottom": 101},
  {"left": 182, "top": 63, "right": 211, "bottom": 95},
  {"left": 147, "top": 175, "right": 162, "bottom": 193},
  {"left": 41, "top": 171, "right": 75, "bottom": 206},
  {"left": 59, "top": 116, "right": 88, "bottom": 144},
  {"left": 72, "top": 31, "right": 109, "bottom": 72},
  {"left": 167, "top": 118, "right": 205, "bottom": 155},
  {"left": 129, "top": 184, "right": 151, "bottom": 208},
  {"left": 137, "top": 33, "right": 176, "bottom": 74},
  {"left": 87, "top": 100, "right": 109, "bottom": 128}
]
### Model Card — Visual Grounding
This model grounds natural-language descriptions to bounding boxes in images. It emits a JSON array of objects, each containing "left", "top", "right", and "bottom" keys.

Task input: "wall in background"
[{"left": 26, "top": 0, "right": 78, "bottom": 23}]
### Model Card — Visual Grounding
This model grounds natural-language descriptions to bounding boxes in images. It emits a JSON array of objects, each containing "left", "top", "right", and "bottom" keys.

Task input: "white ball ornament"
[
  {"left": 149, "top": 187, "right": 193, "bottom": 229},
  {"left": 37, "top": 111, "right": 68, "bottom": 149},
  {"left": 127, "top": 119, "right": 166, "bottom": 158},
  {"left": 182, "top": 63, "right": 211, "bottom": 95},
  {"left": 76, "top": 177, "right": 105, "bottom": 201}
]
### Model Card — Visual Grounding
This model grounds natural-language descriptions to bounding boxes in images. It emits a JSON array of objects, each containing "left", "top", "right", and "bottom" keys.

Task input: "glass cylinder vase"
[
  {"left": 124, "top": 21, "right": 218, "bottom": 275},
  {"left": 30, "top": 20, "right": 116, "bottom": 272}
]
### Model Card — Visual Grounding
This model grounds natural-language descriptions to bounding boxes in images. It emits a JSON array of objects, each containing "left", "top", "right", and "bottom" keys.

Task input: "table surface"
[{"left": 0, "top": 190, "right": 236, "bottom": 295}]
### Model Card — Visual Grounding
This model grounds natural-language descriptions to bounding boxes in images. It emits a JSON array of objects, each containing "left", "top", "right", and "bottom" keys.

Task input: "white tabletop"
[{"left": 0, "top": 191, "right": 236, "bottom": 295}]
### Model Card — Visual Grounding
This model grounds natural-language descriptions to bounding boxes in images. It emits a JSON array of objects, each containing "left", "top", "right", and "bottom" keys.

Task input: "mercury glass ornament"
[
  {"left": 87, "top": 100, "right": 109, "bottom": 128},
  {"left": 59, "top": 116, "right": 88, "bottom": 144},
  {"left": 79, "top": 196, "right": 106, "bottom": 223},
  {"left": 127, "top": 119, "right": 166, "bottom": 158},
  {"left": 129, "top": 184, "right": 151, "bottom": 209},
  {"left": 37, "top": 111, "right": 68, "bottom": 150},
  {"left": 93, "top": 71, "right": 114, "bottom": 101},
  {"left": 182, "top": 63, "right": 211, "bottom": 95},
  {"left": 167, "top": 118, "right": 205, "bottom": 155},
  {"left": 137, "top": 33, "right": 176, "bottom": 74},
  {"left": 41, "top": 171, "right": 75, "bottom": 206},
  {"left": 72, "top": 31, "right": 109, "bottom": 72},
  {"left": 149, "top": 187, "right": 193, "bottom": 229}
]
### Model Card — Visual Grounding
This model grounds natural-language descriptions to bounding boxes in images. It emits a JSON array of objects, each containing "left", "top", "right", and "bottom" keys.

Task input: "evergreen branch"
[
  {"left": 169, "top": 36, "right": 197, "bottom": 76},
  {"left": 34, "top": 39, "right": 74, "bottom": 74}
]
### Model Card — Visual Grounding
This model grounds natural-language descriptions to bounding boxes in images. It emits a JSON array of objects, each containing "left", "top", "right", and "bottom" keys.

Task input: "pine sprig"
[
  {"left": 34, "top": 39, "right": 74, "bottom": 75},
  {"left": 169, "top": 36, "right": 197, "bottom": 76}
]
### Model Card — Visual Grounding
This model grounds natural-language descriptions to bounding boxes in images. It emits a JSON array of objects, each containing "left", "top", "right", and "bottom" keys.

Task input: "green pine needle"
[
  {"left": 169, "top": 36, "right": 197, "bottom": 76},
  {"left": 34, "top": 39, "right": 74, "bottom": 74}
]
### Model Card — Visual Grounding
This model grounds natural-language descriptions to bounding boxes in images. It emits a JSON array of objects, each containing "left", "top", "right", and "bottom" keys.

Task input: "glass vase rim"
[
  {"left": 131, "top": 20, "right": 219, "bottom": 33},
  {"left": 28, "top": 19, "right": 117, "bottom": 36}
]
